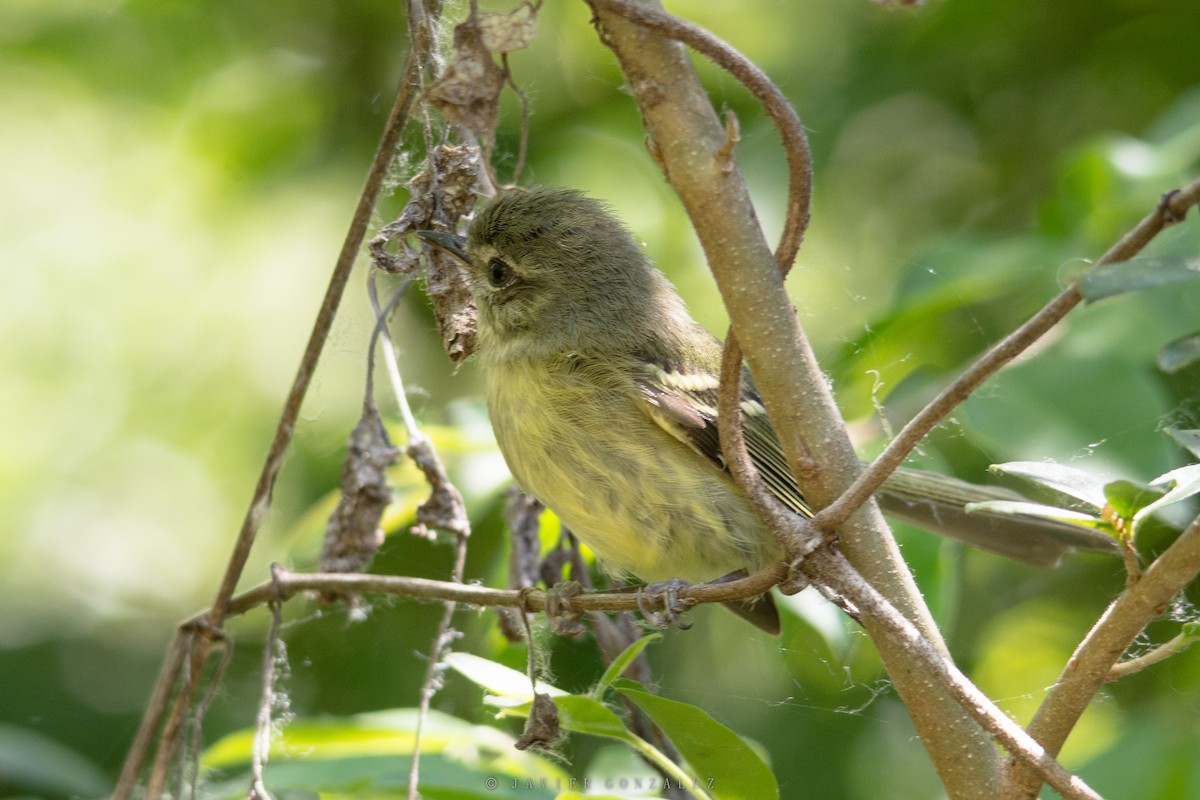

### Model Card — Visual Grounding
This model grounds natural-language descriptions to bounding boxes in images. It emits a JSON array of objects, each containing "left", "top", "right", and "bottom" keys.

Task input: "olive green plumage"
[
  {"left": 419, "top": 187, "right": 1119, "bottom": 634},
  {"left": 465, "top": 189, "right": 787, "bottom": 586}
]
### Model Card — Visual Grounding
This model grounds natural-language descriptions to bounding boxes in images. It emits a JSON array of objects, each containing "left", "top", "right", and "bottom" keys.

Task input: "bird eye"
[{"left": 487, "top": 257, "right": 514, "bottom": 287}]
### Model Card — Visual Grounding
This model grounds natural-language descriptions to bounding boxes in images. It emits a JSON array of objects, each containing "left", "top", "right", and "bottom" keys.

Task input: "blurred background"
[{"left": 3, "top": 0, "right": 1200, "bottom": 798}]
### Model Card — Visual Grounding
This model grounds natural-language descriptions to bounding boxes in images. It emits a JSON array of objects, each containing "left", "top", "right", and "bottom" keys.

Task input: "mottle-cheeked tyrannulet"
[{"left": 419, "top": 188, "right": 1118, "bottom": 634}]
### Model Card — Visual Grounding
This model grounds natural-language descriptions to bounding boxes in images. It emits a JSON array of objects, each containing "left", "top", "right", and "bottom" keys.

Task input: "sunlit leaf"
[
  {"left": 988, "top": 461, "right": 1107, "bottom": 509},
  {"left": 200, "top": 709, "right": 565, "bottom": 800},
  {"left": 205, "top": 709, "right": 533, "bottom": 766},
  {"left": 1080, "top": 255, "right": 1200, "bottom": 303},
  {"left": 614, "top": 680, "right": 778, "bottom": 800},
  {"left": 445, "top": 652, "right": 568, "bottom": 699},
  {"left": 1132, "top": 464, "right": 1200, "bottom": 532}
]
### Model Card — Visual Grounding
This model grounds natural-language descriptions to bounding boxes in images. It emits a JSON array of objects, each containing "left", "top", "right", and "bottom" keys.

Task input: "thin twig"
[
  {"left": 144, "top": 555, "right": 1101, "bottom": 799},
  {"left": 589, "top": 0, "right": 811, "bottom": 272},
  {"left": 368, "top": 268, "right": 473, "bottom": 800},
  {"left": 184, "top": 637, "right": 232, "bottom": 800},
  {"left": 144, "top": 632, "right": 200, "bottom": 800},
  {"left": 113, "top": 629, "right": 189, "bottom": 799},
  {"left": 1106, "top": 628, "right": 1199, "bottom": 681},
  {"left": 817, "top": 285, "right": 1082, "bottom": 532},
  {"left": 195, "top": 565, "right": 786, "bottom": 625},
  {"left": 501, "top": 52, "right": 532, "bottom": 185},
  {"left": 817, "top": 177, "right": 1200, "bottom": 534},
  {"left": 115, "top": 32, "right": 432, "bottom": 800},
  {"left": 1003, "top": 512, "right": 1200, "bottom": 798},
  {"left": 407, "top": 604, "right": 465, "bottom": 800},
  {"left": 718, "top": 331, "right": 819, "bottom": 568},
  {"left": 366, "top": 274, "right": 419, "bottom": 435}
]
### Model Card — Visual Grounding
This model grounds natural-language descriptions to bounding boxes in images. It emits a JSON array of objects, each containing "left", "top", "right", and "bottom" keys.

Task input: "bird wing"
[{"left": 633, "top": 361, "right": 812, "bottom": 518}]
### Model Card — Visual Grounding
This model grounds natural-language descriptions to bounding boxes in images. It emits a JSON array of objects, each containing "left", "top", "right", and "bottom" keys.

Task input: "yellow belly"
[{"left": 486, "top": 357, "right": 778, "bottom": 583}]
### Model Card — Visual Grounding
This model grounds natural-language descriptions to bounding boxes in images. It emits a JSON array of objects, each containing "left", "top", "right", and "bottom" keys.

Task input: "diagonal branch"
[
  {"left": 114, "top": 26, "right": 434, "bottom": 800},
  {"left": 1003, "top": 512, "right": 1200, "bottom": 798},
  {"left": 804, "top": 547, "right": 1104, "bottom": 800},
  {"left": 583, "top": 0, "right": 1004, "bottom": 792},
  {"left": 586, "top": 0, "right": 812, "bottom": 270},
  {"left": 817, "top": 179, "right": 1200, "bottom": 533}
]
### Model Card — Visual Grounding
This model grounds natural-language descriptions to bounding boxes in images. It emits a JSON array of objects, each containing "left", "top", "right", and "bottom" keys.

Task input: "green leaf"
[
  {"left": 964, "top": 500, "right": 1108, "bottom": 529},
  {"left": 1079, "top": 255, "right": 1200, "bottom": 303},
  {"left": 1167, "top": 428, "right": 1200, "bottom": 461},
  {"left": 988, "top": 461, "right": 1107, "bottom": 509},
  {"left": 1103, "top": 479, "right": 1167, "bottom": 520},
  {"left": 445, "top": 652, "right": 567, "bottom": 700},
  {"left": 1132, "top": 464, "right": 1200, "bottom": 532},
  {"left": 204, "top": 709, "right": 550, "bottom": 767},
  {"left": 200, "top": 709, "right": 566, "bottom": 800},
  {"left": 552, "top": 695, "right": 640, "bottom": 743},
  {"left": 446, "top": 653, "right": 642, "bottom": 745},
  {"left": 593, "top": 633, "right": 661, "bottom": 699},
  {"left": 1158, "top": 333, "right": 1200, "bottom": 374},
  {"left": 462, "top": 689, "right": 637, "bottom": 744},
  {"left": 614, "top": 681, "right": 779, "bottom": 800}
]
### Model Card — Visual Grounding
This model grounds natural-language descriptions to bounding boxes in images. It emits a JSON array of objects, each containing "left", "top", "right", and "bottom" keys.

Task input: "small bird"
[{"left": 420, "top": 187, "right": 1118, "bottom": 633}]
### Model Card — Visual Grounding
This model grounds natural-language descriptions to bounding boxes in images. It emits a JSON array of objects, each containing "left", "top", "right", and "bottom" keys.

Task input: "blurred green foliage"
[{"left": 3, "top": 0, "right": 1200, "bottom": 798}]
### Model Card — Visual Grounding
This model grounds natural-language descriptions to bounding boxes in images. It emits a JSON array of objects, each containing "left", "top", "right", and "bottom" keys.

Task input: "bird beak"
[{"left": 416, "top": 230, "right": 469, "bottom": 263}]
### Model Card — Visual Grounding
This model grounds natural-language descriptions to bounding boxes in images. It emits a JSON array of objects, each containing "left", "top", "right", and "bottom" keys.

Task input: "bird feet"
[{"left": 636, "top": 578, "right": 694, "bottom": 631}]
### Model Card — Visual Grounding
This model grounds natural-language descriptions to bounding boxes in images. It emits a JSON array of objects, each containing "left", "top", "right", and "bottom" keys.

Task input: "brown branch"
[
  {"left": 817, "top": 177, "right": 1200, "bottom": 533},
  {"left": 584, "top": 1, "right": 1001, "bottom": 791},
  {"left": 588, "top": 0, "right": 811, "bottom": 272},
  {"left": 617, "top": 0, "right": 822, "bottom": 570},
  {"left": 718, "top": 331, "right": 819, "bottom": 572},
  {"left": 803, "top": 547, "right": 1104, "bottom": 800},
  {"left": 145, "top": 552, "right": 1097, "bottom": 799},
  {"left": 209, "top": 20, "right": 427, "bottom": 631},
  {"left": 113, "top": 629, "right": 190, "bottom": 799},
  {"left": 1003, "top": 512, "right": 1200, "bottom": 798},
  {"left": 143, "top": 633, "right": 198, "bottom": 800},
  {"left": 183, "top": 559, "right": 1107, "bottom": 798},
  {"left": 202, "top": 564, "right": 789, "bottom": 623},
  {"left": 114, "top": 28, "right": 433, "bottom": 800}
]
